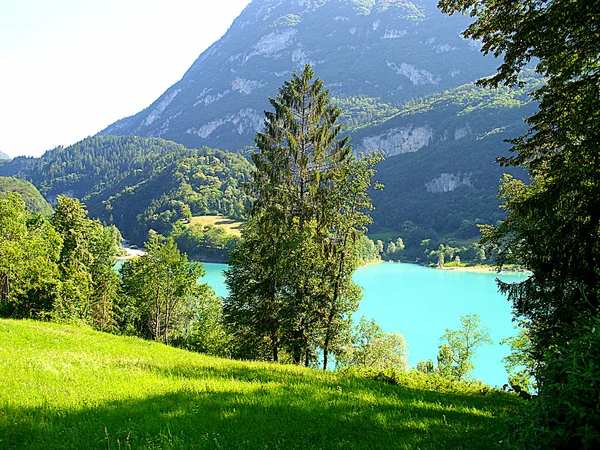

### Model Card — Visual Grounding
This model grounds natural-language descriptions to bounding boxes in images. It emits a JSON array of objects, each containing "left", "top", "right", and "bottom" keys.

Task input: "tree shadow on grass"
[{"left": 2, "top": 362, "right": 519, "bottom": 449}]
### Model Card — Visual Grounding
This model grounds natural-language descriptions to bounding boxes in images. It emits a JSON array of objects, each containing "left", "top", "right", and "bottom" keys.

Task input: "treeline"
[
  {"left": 366, "top": 228, "right": 489, "bottom": 266},
  {"left": 0, "top": 190, "right": 493, "bottom": 380},
  {"left": 1, "top": 193, "right": 122, "bottom": 328}
]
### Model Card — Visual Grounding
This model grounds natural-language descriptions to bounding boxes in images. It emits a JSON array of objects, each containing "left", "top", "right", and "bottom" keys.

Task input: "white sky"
[{"left": 0, "top": 0, "right": 252, "bottom": 157}]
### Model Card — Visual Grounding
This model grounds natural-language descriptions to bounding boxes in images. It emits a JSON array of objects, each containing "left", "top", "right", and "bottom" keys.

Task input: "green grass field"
[
  {"left": 0, "top": 320, "right": 522, "bottom": 449},
  {"left": 188, "top": 215, "right": 244, "bottom": 237}
]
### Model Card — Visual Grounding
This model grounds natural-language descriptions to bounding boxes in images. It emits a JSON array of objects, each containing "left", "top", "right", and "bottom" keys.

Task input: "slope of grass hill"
[
  {"left": 0, "top": 320, "right": 523, "bottom": 449},
  {"left": 188, "top": 215, "right": 244, "bottom": 237},
  {"left": 0, "top": 176, "right": 53, "bottom": 216}
]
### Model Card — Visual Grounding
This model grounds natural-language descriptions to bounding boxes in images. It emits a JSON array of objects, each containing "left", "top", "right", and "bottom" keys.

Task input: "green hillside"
[
  {"left": 0, "top": 176, "right": 53, "bottom": 216},
  {"left": 0, "top": 319, "right": 522, "bottom": 449}
]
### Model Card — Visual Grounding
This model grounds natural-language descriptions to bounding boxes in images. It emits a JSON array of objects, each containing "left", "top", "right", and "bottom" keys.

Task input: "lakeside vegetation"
[{"left": 0, "top": 319, "right": 523, "bottom": 450}]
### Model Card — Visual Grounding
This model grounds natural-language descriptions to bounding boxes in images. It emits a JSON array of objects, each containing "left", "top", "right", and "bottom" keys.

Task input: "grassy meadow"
[
  {"left": 188, "top": 215, "right": 244, "bottom": 237},
  {"left": 0, "top": 320, "right": 523, "bottom": 449}
]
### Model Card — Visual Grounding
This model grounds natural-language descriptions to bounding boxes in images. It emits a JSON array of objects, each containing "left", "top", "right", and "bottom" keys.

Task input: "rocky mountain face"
[{"left": 100, "top": 0, "right": 499, "bottom": 151}]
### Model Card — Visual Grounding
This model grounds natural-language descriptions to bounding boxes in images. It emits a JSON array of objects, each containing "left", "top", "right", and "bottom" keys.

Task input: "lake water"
[{"left": 203, "top": 261, "right": 529, "bottom": 387}]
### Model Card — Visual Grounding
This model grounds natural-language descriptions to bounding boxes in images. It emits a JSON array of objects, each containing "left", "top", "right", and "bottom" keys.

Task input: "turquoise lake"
[{"left": 202, "top": 261, "right": 529, "bottom": 387}]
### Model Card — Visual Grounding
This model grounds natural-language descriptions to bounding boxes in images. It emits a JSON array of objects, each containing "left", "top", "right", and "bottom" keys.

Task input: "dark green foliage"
[
  {"left": 506, "top": 317, "right": 600, "bottom": 449},
  {"left": 440, "top": 0, "right": 600, "bottom": 361},
  {"left": 0, "top": 136, "right": 188, "bottom": 199},
  {"left": 0, "top": 176, "right": 52, "bottom": 216}
]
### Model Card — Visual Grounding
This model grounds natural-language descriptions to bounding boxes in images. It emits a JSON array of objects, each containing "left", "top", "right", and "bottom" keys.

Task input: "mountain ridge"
[{"left": 100, "top": 0, "right": 499, "bottom": 151}]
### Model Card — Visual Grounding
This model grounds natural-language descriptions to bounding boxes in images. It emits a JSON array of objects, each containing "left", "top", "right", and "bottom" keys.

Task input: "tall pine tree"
[{"left": 224, "top": 65, "right": 380, "bottom": 366}]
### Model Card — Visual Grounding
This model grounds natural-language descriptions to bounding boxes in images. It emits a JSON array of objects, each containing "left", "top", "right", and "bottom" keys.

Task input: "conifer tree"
[{"left": 224, "top": 65, "right": 380, "bottom": 366}]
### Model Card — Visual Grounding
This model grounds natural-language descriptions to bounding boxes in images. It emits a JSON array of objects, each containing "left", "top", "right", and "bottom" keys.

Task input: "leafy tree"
[
  {"left": 120, "top": 233, "right": 208, "bottom": 343},
  {"left": 224, "top": 65, "right": 379, "bottom": 366},
  {"left": 51, "top": 196, "right": 121, "bottom": 327},
  {"left": 0, "top": 193, "right": 62, "bottom": 318},
  {"left": 173, "top": 289, "right": 231, "bottom": 358},
  {"left": 500, "top": 325, "right": 537, "bottom": 394},
  {"left": 439, "top": 0, "right": 600, "bottom": 356},
  {"left": 354, "top": 235, "right": 380, "bottom": 263},
  {"left": 436, "top": 344, "right": 455, "bottom": 378},
  {"left": 416, "top": 359, "right": 435, "bottom": 374},
  {"left": 338, "top": 317, "right": 409, "bottom": 371},
  {"left": 515, "top": 316, "right": 600, "bottom": 449},
  {"left": 438, "top": 314, "right": 492, "bottom": 381}
]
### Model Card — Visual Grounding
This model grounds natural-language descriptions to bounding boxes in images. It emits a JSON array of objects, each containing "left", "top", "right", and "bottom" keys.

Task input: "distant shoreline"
[
  {"left": 116, "top": 244, "right": 146, "bottom": 260},
  {"left": 371, "top": 260, "right": 531, "bottom": 275},
  {"left": 440, "top": 265, "right": 531, "bottom": 275}
]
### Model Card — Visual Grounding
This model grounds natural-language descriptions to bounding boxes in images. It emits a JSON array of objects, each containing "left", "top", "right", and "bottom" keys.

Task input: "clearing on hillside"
[
  {"left": 0, "top": 319, "right": 523, "bottom": 449},
  {"left": 188, "top": 215, "right": 244, "bottom": 237}
]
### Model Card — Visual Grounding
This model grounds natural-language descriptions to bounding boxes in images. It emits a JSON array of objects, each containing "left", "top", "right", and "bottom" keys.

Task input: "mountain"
[
  {"left": 100, "top": 0, "right": 499, "bottom": 151},
  {"left": 4, "top": 0, "right": 539, "bottom": 253},
  {"left": 0, "top": 151, "right": 10, "bottom": 160},
  {"left": 359, "top": 72, "right": 540, "bottom": 239}
]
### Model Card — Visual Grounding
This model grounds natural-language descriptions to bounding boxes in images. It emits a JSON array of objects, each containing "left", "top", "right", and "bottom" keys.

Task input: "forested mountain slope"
[
  {"left": 0, "top": 136, "right": 252, "bottom": 243},
  {"left": 363, "top": 74, "right": 539, "bottom": 240}
]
